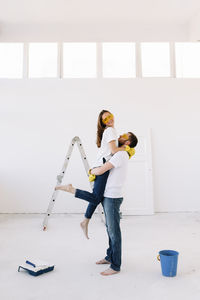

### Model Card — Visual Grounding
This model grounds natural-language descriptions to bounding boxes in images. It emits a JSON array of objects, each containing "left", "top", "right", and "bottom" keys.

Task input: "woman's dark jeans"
[{"left": 75, "top": 169, "right": 110, "bottom": 219}]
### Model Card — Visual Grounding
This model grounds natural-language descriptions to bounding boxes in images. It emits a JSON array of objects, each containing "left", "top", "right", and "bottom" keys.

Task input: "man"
[{"left": 56, "top": 132, "right": 138, "bottom": 276}]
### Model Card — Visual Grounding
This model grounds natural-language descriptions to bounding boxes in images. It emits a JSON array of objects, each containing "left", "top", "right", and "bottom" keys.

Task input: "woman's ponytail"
[{"left": 96, "top": 110, "right": 111, "bottom": 148}]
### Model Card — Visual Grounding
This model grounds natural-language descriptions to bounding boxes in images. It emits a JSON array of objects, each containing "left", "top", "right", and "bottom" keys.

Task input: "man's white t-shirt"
[
  {"left": 93, "top": 127, "right": 117, "bottom": 167},
  {"left": 104, "top": 151, "right": 129, "bottom": 198}
]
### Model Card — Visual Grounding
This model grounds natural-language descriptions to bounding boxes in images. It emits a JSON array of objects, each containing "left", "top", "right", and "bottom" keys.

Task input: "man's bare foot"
[
  {"left": 55, "top": 184, "right": 75, "bottom": 194},
  {"left": 100, "top": 268, "right": 119, "bottom": 276},
  {"left": 96, "top": 259, "right": 110, "bottom": 265},
  {"left": 80, "top": 218, "right": 90, "bottom": 239}
]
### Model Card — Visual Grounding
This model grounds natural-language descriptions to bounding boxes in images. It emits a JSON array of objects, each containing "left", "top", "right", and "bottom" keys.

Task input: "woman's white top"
[{"left": 93, "top": 127, "right": 117, "bottom": 167}]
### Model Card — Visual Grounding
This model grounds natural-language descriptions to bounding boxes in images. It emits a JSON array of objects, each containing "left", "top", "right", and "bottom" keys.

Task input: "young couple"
[{"left": 56, "top": 110, "right": 138, "bottom": 276}]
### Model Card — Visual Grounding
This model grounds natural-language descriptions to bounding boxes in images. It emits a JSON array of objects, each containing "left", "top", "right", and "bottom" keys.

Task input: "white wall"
[
  {"left": 1, "top": 78, "right": 200, "bottom": 213},
  {"left": 0, "top": 21, "right": 189, "bottom": 42},
  {"left": 189, "top": 10, "right": 200, "bottom": 41}
]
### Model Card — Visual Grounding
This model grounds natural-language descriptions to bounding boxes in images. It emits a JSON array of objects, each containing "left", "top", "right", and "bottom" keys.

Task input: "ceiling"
[{"left": 0, "top": 0, "right": 200, "bottom": 24}]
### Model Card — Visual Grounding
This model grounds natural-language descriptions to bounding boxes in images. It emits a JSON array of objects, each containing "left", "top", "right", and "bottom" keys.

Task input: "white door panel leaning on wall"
[{"left": 122, "top": 129, "right": 154, "bottom": 215}]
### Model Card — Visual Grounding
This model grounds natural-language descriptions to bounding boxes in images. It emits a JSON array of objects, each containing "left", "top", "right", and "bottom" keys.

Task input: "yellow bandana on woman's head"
[
  {"left": 102, "top": 113, "right": 114, "bottom": 125},
  {"left": 125, "top": 145, "right": 135, "bottom": 159}
]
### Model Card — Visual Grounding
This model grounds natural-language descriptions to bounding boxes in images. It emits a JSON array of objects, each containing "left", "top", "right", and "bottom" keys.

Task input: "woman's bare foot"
[
  {"left": 100, "top": 268, "right": 119, "bottom": 276},
  {"left": 80, "top": 218, "right": 90, "bottom": 239},
  {"left": 96, "top": 258, "right": 110, "bottom": 265},
  {"left": 55, "top": 184, "right": 75, "bottom": 194}
]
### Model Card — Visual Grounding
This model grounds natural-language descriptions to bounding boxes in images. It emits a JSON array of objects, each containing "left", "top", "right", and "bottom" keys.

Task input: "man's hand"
[
  {"left": 88, "top": 169, "right": 96, "bottom": 182},
  {"left": 91, "top": 162, "right": 114, "bottom": 176}
]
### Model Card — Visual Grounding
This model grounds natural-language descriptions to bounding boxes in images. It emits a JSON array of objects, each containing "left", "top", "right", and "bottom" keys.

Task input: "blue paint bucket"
[{"left": 157, "top": 250, "right": 179, "bottom": 277}]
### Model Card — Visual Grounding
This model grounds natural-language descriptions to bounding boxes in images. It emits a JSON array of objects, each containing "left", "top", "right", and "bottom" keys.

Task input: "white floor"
[{"left": 0, "top": 213, "right": 200, "bottom": 300}]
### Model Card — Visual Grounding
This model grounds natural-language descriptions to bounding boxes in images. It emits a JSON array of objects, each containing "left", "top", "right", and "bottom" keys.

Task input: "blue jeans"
[
  {"left": 102, "top": 197, "right": 123, "bottom": 271},
  {"left": 75, "top": 170, "right": 110, "bottom": 218}
]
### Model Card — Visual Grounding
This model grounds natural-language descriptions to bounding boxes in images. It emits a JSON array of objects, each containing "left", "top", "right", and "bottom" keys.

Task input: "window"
[
  {"left": 0, "top": 43, "right": 23, "bottom": 78},
  {"left": 175, "top": 43, "right": 200, "bottom": 78},
  {"left": 141, "top": 43, "right": 170, "bottom": 77},
  {"left": 29, "top": 43, "right": 58, "bottom": 78},
  {"left": 1, "top": 41, "right": 200, "bottom": 80},
  {"left": 103, "top": 43, "right": 136, "bottom": 78},
  {"left": 63, "top": 43, "right": 96, "bottom": 78}
]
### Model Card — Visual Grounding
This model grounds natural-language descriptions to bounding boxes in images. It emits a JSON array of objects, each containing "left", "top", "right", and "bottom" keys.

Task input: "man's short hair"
[{"left": 128, "top": 132, "right": 138, "bottom": 148}]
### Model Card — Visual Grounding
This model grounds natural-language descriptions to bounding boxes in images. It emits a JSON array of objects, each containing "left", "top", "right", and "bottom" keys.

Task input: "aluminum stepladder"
[{"left": 43, "top": 136, "right": 104, "bottom": 230}]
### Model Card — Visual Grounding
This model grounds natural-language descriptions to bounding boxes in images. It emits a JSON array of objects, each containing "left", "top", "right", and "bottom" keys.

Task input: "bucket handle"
[{"left": 157, "top": 255, "right": 160, "bottom": 261}]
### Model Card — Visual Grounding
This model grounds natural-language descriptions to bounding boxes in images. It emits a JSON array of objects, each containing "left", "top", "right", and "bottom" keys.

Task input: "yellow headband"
[
  {"left": 102, "top": 113, "right": 114, "bottom": 125},
  {"left": 121, "top": 133, "right": 129, "bottom": 140}
]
